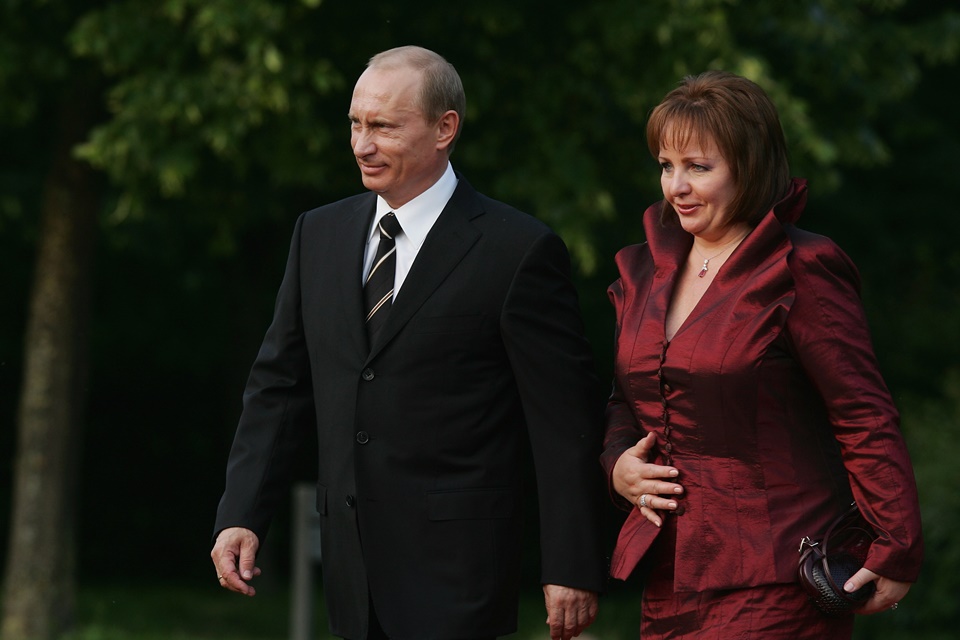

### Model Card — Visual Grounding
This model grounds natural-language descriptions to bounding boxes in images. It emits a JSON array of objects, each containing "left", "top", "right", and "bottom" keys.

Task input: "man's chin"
[{"left": 360, "top": 175, "right": 388, "bottom": 194}]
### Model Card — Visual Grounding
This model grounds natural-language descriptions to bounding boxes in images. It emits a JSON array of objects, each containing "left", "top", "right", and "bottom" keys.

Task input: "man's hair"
[
  {"left": 368, "top": 46, "right": 466, "bottom": 153},
  {"left": 646, "top": 70, "right": 791, "bottom": 227}
]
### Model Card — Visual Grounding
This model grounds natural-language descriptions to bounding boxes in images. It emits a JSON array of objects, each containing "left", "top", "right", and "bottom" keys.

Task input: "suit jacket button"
[
  {"left": 361, "top": 368, "right": 375, "bottom": 381},
  {"left": 345, "top": 495, "right": 356, "bottom": 507},
  {"left": 356, "top": 431, "right": 369, "bottom": 444}
]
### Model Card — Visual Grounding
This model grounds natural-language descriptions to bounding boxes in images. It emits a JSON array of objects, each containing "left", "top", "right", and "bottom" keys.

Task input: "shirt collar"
[{"left": 370, "top": 162, "right": 458, "bottom": 249}]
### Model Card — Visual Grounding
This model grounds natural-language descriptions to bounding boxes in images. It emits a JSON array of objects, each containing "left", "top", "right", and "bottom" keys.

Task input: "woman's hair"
[
  {"left": 646, "top": 71, "right": 791, "bottom": 226},
  {"left": 368, "top": 46, "right": 466, "bottom": 153}
]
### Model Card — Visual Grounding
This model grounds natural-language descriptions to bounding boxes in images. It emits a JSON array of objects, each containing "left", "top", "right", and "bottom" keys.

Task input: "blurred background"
[{"left": 1, "top": 1, "right": 958, "bottom": 638}]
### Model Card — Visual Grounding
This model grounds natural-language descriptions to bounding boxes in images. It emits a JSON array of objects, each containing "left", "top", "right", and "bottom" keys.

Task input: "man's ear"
[{"left": 435, "top": 110, "right": 459, "bottom": 151}]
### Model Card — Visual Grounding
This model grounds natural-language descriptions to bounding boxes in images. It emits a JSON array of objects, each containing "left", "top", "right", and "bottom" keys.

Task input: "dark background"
[{"left": 2, "top": 0, "right": 959, "bottom": 636}]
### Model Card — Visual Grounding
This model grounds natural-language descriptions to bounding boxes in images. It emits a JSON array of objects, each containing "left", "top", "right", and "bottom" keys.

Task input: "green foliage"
[
  {"left": 853, "top": 373, "right": 960, "bottom": 638},
  {"left": 0, "top": 0, "right": 76, "bottom": 124},
  {"left": 71, "top": 0, "right": 344, "bottom": 199},
  {"left": 805, "top": 56, "right": 960, "bottom": 396},
  {"left": 56, "top": 0, "right": 960, "bottom": 272}
]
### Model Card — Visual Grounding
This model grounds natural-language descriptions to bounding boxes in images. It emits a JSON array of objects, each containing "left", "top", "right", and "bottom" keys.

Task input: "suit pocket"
[
  {"left": 412, "top": 314, "right": 486, "bottom": 334},
  {"left": 426, "top": 487, "right": 516, "bottom": 521},
  {"left": 315, "top": 483, "right": 327, "bottom": 516}
]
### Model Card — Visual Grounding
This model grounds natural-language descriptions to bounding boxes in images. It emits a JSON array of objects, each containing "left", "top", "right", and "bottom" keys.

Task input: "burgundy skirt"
[{"left": 638, "top": 517, "right": 854, "bottom": 639}]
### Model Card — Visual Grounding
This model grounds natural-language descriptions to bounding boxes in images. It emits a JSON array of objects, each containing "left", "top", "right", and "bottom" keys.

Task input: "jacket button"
[
  {"left": 356, "top": 431, "right": 369, "bottom": 444},
  {"left": 663, "top": 383, "right": 673, "bottom": 394},
  {"left": 345, "top": 495, "right": 356, "bottom": 507},
  {"left": 361, "top": 368, "right": 375, "bottom": 381}
]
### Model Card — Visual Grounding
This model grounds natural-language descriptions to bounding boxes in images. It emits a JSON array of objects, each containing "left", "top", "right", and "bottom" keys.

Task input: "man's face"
[{"left": 349, "top": 66, "right": 449, "bottom": 209}]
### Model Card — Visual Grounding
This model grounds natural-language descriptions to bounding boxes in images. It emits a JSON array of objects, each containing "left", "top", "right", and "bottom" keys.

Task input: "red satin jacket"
[{"left": 602, "top": 179, "right": 923, "bottom": 591}]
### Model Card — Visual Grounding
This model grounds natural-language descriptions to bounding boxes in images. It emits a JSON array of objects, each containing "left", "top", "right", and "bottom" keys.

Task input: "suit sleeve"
[
  {"left": 500, "top": 231, "right": 607, "bottom": 592},
  {"left": 786, "top": 235, "right": 923, "bottom": 582},
  {"left": 213, "top": 213, "right": 316, "bottom": 544}
]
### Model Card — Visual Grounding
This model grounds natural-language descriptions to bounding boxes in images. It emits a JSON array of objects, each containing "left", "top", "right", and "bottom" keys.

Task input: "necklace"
[{"left": 693, "top": 233, "right": 748, "bottom": 278}]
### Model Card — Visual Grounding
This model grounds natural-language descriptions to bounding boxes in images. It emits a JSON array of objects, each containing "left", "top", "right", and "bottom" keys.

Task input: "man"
[{"left": 211, "top": 46, "right": 606, "bottom": 640}]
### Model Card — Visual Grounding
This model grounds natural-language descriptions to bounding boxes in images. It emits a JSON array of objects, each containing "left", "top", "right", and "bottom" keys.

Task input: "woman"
[{"left": 602, "top": 71, "right": 923, "bottom": 638}]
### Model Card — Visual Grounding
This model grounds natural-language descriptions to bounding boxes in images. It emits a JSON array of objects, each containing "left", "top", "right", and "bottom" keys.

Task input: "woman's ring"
[{"left": 639, "top": 494, "right": 648, "bottom": 508}]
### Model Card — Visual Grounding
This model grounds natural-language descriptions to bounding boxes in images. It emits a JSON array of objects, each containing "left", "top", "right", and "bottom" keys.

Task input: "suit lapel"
[
  {"left": 333, "top": 195, "right": 376, "bottom": 358},
  {"left": 366, "top": 180, "right": 483, "bottom": 361}
]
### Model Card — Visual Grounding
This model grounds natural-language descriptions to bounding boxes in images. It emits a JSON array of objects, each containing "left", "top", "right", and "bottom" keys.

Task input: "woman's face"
[{"left": 658, "top": 127, "right": 740, "bottom": 243}]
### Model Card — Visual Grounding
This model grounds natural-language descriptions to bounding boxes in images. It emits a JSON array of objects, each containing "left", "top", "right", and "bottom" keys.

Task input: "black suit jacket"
[{"left": 215, "top": 177, "right": 606, "bottom": 639}]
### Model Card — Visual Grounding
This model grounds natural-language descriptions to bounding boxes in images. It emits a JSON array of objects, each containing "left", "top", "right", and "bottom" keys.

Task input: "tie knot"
[{"left": 378, "top": 212, "right": 402, "bottom": 240}]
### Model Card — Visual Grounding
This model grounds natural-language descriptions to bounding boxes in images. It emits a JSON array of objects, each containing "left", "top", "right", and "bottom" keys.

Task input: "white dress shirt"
[{"left": 362, "top": 162, "right": 458, "bottom": 299}]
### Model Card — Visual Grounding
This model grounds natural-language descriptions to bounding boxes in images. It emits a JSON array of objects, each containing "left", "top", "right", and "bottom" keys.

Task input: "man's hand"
[
  {"left": 211, "top": 526, "right": 262, "bottom": 596},
  {"left": 612, "top": 432, "right": 683, "bottom": 526},
  {"left": 542, "top": 584, "right": 598, "bottom": 640}
]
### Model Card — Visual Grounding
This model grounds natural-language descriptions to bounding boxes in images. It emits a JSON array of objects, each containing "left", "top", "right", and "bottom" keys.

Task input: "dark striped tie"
[{"left": 364, "top": 212, "right": 402, "bottom": 344}]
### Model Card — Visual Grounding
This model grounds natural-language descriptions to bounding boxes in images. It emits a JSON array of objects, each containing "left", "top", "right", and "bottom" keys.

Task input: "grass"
[
  {"left": 49, "top": 581, "right": 948, "bottom": 639},
  {"left": 60, "top": 582, "right": 642, "bottom": 640},
  {"left": 65, "top": 583, "right": 296, "bottom": 640}
]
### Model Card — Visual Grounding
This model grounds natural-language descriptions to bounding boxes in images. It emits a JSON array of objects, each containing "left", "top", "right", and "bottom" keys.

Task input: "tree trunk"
[{"left": 1, "top": 76, "right": 100, "bottom": 640}]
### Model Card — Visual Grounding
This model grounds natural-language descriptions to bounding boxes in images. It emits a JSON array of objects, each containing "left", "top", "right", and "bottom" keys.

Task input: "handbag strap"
[
  {"left": 820, "top": 502, "right": 875, "bottom": 596},
  {"left": 820, "top": 502, "right": 863, "bottom": 556}
]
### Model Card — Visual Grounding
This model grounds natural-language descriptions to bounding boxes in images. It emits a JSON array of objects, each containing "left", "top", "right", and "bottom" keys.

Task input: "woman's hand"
[
  {"left": 611, "top": 432, "right": 684, "bottom": 526},
  {"left": 845, "top": 567, "right": 912, "bottom": 615}
]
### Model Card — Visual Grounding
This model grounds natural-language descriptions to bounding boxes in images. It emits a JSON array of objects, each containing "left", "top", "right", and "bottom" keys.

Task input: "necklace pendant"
[{"left": 698, "top": 259, "right": 709, "bottom": 278}]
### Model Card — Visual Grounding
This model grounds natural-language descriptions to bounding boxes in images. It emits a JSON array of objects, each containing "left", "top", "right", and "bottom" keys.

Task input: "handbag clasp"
[{"left": 798, "top": 536, "right": 819, "bottom": 553}]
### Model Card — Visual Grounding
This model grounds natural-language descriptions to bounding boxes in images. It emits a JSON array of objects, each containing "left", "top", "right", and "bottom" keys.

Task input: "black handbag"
[{"left": 797, "top": 502, "right": 877, "bottom": 616}]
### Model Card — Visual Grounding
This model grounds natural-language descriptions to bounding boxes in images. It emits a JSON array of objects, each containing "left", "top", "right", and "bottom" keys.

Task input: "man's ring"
[
  {"left": 218, "top": 574, "right": 224, "bottom": 581},
  {"left": 639, "top": 494, "right": 648, "bottom": 509}
]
